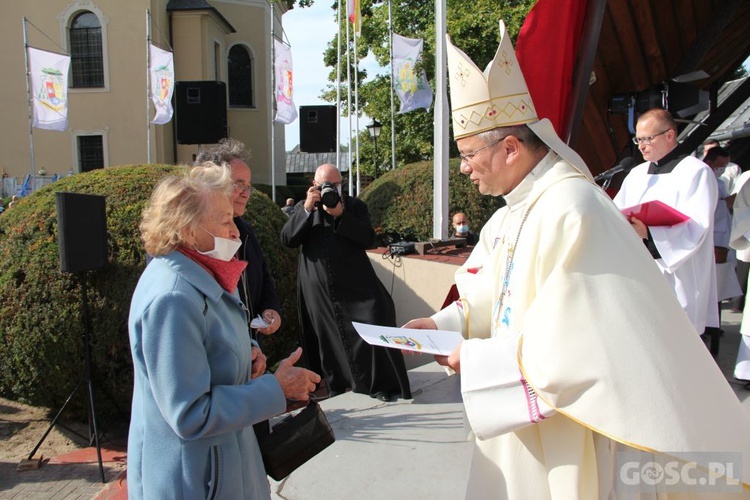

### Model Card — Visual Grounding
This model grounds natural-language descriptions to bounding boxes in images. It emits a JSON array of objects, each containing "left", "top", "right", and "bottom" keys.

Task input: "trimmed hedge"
[
  {"left": 0, "top": 165, "right": 299, "bottom": 421},
  {"left": 361, "top": 158, "right": 505, "bottom": 244}
]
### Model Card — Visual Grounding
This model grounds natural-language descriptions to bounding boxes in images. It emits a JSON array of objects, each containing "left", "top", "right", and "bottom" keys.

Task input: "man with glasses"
[
  {"left": 403, "top": 21, "right": 749, "bottom": 497},
  {"left": 614, "top": 108, "right": 719, "bottom": 341},
  {"left": 281, "top": 164, "right": 411, "bottom": 403},
  {"left": 196, "top": 139, "right": 282, "bottom": 338}
]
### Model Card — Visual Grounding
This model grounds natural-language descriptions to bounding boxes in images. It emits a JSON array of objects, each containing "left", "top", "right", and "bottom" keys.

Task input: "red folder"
[{"left": 620, "top": 200, "right": 690, "bottom": 227}]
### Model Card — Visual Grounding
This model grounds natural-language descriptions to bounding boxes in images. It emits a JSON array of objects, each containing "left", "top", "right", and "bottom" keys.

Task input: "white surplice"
[
  {"left": 730, "top": 171, "right": 750, "bottom": 380},
  {"left": 613, "top": 156, "right": 719, "bottom": 332},
  {"left": 433, "top": 153, "right": 750, "bottom": 499}
]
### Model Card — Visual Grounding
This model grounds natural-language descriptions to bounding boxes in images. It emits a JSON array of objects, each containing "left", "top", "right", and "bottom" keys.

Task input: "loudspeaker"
[
  {"left": 56, "top": 192, "right": 107, "bottom": 273},
  {"left": 175, "top": 81, "right": 228, "bottom": 145},
  {"left": 300, "top": 105, "right": 336, "bottom": 153}
]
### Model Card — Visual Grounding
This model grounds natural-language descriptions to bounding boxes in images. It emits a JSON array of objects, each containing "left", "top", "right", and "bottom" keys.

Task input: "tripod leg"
[
  {"left": 27, "top": 379, "right": 84, "bottom": 461},
  {"left": 81, "top": 272, "right": 106, "bottom": 483},
  {"left": 86, "top": 376, "right": 105, "bottom": 483}
]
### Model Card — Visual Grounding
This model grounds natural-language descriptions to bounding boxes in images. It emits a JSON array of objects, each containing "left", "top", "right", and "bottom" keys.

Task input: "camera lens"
[{"left": 320, "top": 182, "right": 340, "bottom": 208}]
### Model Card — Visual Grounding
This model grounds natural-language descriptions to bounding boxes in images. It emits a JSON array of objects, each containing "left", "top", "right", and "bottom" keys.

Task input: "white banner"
[
  {"left": 274, "top": 40, "right": 297, "bottom": 124},
  {"left": 392, "top": 33, "right": 433, "bottom": 113},
  {"left": 27, "top": 47, "right": 71, "bottom": 131},
  {"left": 149, "top": 43, "right": 175, "bottom": 125}
]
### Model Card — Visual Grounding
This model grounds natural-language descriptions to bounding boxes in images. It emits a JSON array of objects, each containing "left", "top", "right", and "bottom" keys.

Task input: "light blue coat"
[{"left": 127, "top": 251, "right": 286, "bottom": 499}]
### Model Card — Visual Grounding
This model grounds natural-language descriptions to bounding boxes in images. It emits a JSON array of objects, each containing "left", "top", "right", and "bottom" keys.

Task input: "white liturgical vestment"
[
  {"left": 730, "top": 172, "right": 750, "bottom": 380},
  {"left": 432, "top": 153, "right": 750, "bottom": 499},
  {"left": 613, "top": 156, "right": 719, "bottom": 333}
]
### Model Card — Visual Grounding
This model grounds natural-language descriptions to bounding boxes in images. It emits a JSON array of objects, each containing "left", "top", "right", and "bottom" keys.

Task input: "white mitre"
[{"left": 446, "top": 20, "right": 592, "bottom": 181}]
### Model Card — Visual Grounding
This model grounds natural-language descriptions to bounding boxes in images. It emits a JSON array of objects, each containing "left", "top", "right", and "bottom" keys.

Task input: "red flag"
[
  {"left": 515, "top": 0, "right": 588, "bottom": 137},
  {"left": 347, "top": 0, "right": 361, "bottom": 36}
]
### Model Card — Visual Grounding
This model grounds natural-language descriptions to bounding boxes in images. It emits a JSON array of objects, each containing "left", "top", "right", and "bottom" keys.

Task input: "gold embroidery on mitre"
[
  {"left": 498, "top": 50, "right": 513, "bottom": 75},
  {"left": 446, "top": 21, "right": 539, "bottom": 139},
  {"left": 455, "top": 62, "right": 471, "bottom": 87},
  {"left": 453, "top": 95, "right": 537, "bottom": 134}
]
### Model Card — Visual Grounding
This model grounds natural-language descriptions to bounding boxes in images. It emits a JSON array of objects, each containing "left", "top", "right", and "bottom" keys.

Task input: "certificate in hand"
[
  {"left": 352, "top": 321, "right": 463, "bottom": 356},
  {"left": 620, "top": 200, "right": 690, "bottom": 227}
]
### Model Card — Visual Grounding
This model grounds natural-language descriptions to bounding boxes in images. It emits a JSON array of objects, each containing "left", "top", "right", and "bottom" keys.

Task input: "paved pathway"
[{"left": 1, "top": 307, "right": 748, "bottom": 499}]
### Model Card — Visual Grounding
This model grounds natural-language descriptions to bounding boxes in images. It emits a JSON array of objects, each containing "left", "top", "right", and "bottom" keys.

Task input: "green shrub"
[
  {"left": 0, "top": 165, "right": 299, "bottom": 421},
  {"left": 361, "top": 158, "right": 505, "bottom": 245}
]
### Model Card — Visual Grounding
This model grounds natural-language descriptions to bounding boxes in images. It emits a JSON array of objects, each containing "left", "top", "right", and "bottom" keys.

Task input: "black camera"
[{"left": 317, "top": 182, "right": 340, "bottom": 208}]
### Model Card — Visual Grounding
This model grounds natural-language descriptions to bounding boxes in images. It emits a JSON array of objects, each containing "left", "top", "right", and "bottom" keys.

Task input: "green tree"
[{"left": 321, "top": 0, "right": 536, "bottom": 173}]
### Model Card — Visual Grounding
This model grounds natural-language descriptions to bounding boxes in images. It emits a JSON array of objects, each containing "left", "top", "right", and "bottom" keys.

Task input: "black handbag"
[{"left": 257, "top": 400, "right": 335, "bottom": 480}]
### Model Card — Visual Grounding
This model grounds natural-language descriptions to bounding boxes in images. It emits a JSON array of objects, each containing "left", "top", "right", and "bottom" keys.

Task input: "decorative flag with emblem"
[
  {"left": 274, "top": 40, "right": 298, "bottom": 124},
  {"left": 347, "top": 0, "right": 361, "bottom": 37},
  {"left": 149, "top": 43, "right": 175, "bottom": 125},
  {"left": 393, "top": 33, "right": 433, "bottom": 113},
  {"left": 27, "top": 47, "right": 71, "bottom": 131}
]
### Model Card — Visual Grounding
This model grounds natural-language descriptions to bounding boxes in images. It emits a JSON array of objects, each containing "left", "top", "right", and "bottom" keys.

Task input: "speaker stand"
[{"left": 27, "top": 271, "right": 105, "bottom": 483}]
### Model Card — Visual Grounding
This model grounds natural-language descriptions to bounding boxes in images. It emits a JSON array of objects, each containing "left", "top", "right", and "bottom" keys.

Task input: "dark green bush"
[
  {"left": 0, "top": 165, "right": 299, "bottom": 421},
  {"left": 361, "top": 158, "right": 505, "bottom": 245}
]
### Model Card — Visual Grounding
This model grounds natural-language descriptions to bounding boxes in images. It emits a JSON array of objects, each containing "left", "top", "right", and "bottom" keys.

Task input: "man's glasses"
[
  {"left": 459, "top": 136, "right": 508, "bottom": 162},
  {"left": 232, "top": 182, "right": 254, "bottom": 195},
  {"left": 632, "top": 129, "right": 670, "bottom": 145}
]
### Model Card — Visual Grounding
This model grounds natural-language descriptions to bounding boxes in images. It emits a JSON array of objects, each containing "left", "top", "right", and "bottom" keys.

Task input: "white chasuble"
[{"left": 433, "top": 154, "right": 750, "bottom": 499}]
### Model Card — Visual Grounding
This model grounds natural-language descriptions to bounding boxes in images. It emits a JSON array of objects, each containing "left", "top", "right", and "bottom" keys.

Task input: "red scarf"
[{"left": 177, "top": 246, "right": 247, "bottom": 293}]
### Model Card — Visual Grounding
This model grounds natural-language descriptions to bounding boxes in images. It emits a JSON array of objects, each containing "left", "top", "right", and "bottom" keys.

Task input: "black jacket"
[{"left": 234, "top": 216, "right": 280, "bottom": 322}]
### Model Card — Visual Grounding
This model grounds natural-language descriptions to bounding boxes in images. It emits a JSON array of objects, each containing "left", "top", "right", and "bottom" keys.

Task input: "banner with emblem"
[
  {"left": 27, "top": 47, "right": 71, "bottom": 131},
  {"left": 392, "top": 33, "right": 432, "bottom": 114},
  {"left": 149, "top": 43, "right": 175, "bottom": 125},
  {"left": 274, "top": 40, "right": 298, "bottom": 124}
]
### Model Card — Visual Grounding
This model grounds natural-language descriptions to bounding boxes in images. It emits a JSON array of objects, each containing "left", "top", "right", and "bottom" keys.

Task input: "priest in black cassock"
[{"left": 281, "top": 164, "right": 411, "bottom": 402}]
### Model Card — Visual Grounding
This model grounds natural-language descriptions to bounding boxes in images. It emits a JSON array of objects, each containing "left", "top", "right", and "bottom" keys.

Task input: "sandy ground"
[{"left": 0, "top": 396, "right": 93, "bottom": 463}]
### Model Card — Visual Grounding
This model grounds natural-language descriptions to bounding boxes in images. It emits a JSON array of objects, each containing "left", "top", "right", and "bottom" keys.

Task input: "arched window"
[
  {"left": 69, "top": 11, "right": 103, "bottom": 88},
  {"left": 228, "top": 45, "right": 254, "bottom": 108}
]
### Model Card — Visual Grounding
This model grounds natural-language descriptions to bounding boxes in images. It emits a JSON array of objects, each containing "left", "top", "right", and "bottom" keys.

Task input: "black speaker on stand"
[{"left": 28, "top": 192, "right": 108, "bottom": 482}]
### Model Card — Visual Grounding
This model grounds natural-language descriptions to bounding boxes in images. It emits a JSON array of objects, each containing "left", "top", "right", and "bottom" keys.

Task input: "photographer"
[{"left": 281, "top": 164, "right": 411, "bottom": 402}]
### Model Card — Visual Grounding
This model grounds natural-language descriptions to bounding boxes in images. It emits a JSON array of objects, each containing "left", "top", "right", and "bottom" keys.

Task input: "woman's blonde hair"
[{"left": 140, "top": 162, "right": 233, "bottom": 256}]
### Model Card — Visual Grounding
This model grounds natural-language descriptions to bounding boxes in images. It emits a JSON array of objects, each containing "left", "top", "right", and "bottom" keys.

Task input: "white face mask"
[
  {"left": 195, "top": 229, "right": 241, "bottom": 262},
  {"left": 454, "top": 224, "right": 469, "bottom": 234}
]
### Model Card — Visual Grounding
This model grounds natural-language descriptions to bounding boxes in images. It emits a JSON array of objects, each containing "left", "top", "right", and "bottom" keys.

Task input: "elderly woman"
[{"left": 127, "top": 162, "right": 320, "bottom": 499}]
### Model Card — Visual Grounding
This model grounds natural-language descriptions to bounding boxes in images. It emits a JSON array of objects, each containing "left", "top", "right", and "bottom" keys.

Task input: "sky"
[{"left": 281, "top": 1, "right": 380, "bottom": 150}]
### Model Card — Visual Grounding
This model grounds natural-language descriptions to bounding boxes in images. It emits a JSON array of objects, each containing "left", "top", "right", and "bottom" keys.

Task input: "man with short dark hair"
[
  {"left": 451, "top": 212, "right": 478, "bottom": 246},
  {"left": 614, "top": 108, "right": 719, "bottom": 338}
]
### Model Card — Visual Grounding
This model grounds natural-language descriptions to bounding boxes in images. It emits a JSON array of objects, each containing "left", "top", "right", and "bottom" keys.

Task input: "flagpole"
[
  {"left": 354, "top": 31, "right": 361, "bottom": 197},
  {"left": 433, "top": 0, "right": 449, "bottom": 240},
  {"left": 146, "top": 10, "right": 152, "bottom": 164},
  {"left": 388, "top": 0, "right": 396, "bottom": 171},
  {"left": 269, "top": 1, "right": 276, "bottom": 203},
  {"left": 22, "top": 17, "right": 36, "bottom": 182},
  {"left": 345, "top": 5, "right": 353, "bottom": 196},
  {"left": 336, "top": 0, "right": 342, "bottom": 181}
]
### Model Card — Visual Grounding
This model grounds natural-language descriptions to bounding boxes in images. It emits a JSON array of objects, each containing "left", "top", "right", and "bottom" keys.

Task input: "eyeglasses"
[
  {"left": 459, "top": 136, "right": 508, "bottom": 162},
  {"left": 632, "top": 129, "right": 670, "bottom": 145},
  {"left": 232, "top": 182, "right": 254, "bottom": 195}
]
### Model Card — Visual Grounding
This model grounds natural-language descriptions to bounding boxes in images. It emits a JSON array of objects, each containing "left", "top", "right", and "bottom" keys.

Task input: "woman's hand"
[
  {"left": 274, "top": 348, "right": 321, "bottom": 401},
  {"left": 250, "top": 346, "right": 266, "bottom": 379},
  {"left": 257, "top": 309, "right": 281, "bottom": 335}
]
